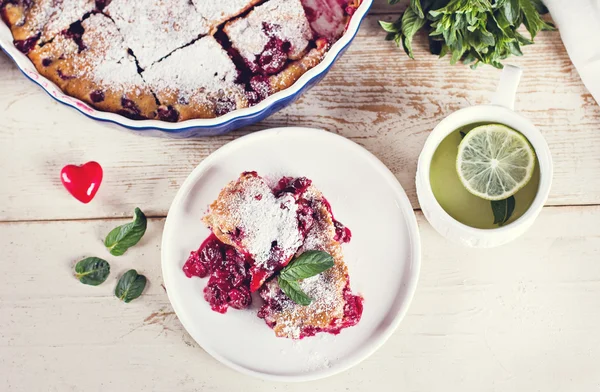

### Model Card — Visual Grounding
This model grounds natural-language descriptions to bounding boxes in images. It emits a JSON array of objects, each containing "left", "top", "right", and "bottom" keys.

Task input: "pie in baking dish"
[
  {"left": 182, "top": 172, "right": 363, "bottom": 339},
  {"left": 1, "top": 0, "right": 360, "bottom": 121}
]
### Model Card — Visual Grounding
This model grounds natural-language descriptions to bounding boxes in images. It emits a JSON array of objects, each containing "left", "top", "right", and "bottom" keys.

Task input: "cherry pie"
[
  {"left": 182, "top": 172, "right": 363, "bottom": 339},
  {"left": 1, "top": 0, "right": 360, "bottom": 121}
]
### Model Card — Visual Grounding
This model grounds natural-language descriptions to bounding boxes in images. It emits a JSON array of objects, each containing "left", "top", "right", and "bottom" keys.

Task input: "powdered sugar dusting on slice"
[
  {"left": 299, "top": 273, "right": 339, "bottom": 312},
  {"left": 225, "top": 176, "right": 302, "bottom": 268},
  {"left": 225, "top": 0, "right": 313, "bottom": 61},
  {"left": 195, "top": 0, "right": 259, "bottom": 29},
  {"left": 142, "top": 35, "right": 243, "bottom": 107},
  {"left": 42, "top": 0, "right": 95, "bottom": 41},
  {"left": 105, "top": 0, "right": 210, "bottom": 69},
  {"left": 73, "top": 14, "right": 146, "bottom": 92},
  {"left": 20, "top": 0, "right": 95, "bottom": 42}
]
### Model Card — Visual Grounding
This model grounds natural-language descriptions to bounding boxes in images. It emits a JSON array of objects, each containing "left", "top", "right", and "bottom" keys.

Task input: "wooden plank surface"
[
  {"left": 2, "top": 2, "right": 600, "bottom": 391},
  {"left": 1, "top": 206, "right": 600, "bottom": 391},
  {"left": 1, "top": 15, "right": 599, "bottom": 221}
]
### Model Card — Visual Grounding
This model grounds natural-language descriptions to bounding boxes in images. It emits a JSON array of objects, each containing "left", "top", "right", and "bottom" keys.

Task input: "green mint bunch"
[{"left": 379, "top": 0, "right": 555, "bottom": 69}]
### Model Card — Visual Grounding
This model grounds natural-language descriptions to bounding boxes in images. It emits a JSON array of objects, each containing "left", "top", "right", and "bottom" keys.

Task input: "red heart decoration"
[{"left": 60, "top": 161, "right": 103, "bottom": 204}]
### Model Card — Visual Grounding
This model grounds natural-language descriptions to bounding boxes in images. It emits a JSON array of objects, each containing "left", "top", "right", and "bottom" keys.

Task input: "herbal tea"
[{"left": 430, "top": 123, "right": 540, "bottom": 229}]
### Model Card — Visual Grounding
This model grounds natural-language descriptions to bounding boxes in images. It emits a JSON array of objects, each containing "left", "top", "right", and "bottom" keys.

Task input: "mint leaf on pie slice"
[
  {"left": 105, "top": 207, "right": 147, "bottom": 256},
  {"left": 278, "top": 277, "right": 312, "bottom": 306},
  {"left": 279, "top": 250, "right": 334, "bottom": 282},
  {"left": 277, "top": 250, "right": 335, "bottom": 306}
]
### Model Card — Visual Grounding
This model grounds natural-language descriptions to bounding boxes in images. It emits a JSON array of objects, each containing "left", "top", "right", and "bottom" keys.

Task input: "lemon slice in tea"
[{"left": 456, "top": 124, "right": 536, "bottom": 201}]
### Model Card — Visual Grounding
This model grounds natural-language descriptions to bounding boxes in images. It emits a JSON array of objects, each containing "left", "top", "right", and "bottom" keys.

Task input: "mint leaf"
[
  {"left": 530, "top": 0, "right": 549, "bottom": 15},
  {"left": 115, "top": 269, "right": 147, "bottom": 303},
  {"left": 105, "top": 207, "right": 147, "bottom": 256},
  {"left": 401, "top": 7, "right": 426, "bottom": 59},
  {"left": 410, "top": 0, "right": 424, "bottom": 19},
  {"left": 75, "top": 257, "right": 110, "bottom": 286},
  {"left": 502, "top": 0, "right": 520, "bottom": 25},
  {"left": 278, "top": 277, "right": 312, "bottom": 306},
  {"left": 379, "top": 20, "right": 400, "bottom": 33},
  {"left": 518, "top": 0, "right": 555, "bottom": 40},
  {"left": 491, "top": 196, "right": 516, "bottom": 226},
  {"left": 279, "top": 250, "right": 334, "bottom": 281}
]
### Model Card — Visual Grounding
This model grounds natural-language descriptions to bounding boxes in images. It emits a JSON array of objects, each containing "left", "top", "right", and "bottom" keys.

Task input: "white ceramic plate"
[{"left": 161, "top": 128, "right": 420, "bottom": 381}]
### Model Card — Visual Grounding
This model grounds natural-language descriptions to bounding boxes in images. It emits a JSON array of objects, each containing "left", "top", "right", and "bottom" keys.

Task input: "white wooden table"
[{"left": 2, "top": 3, "right": 600, "bottom": 391}]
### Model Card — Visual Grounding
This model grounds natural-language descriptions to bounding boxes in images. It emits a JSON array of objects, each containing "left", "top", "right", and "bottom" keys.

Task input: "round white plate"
[{"left": 161, "top": 127, "right": 420, "bottom": 381}]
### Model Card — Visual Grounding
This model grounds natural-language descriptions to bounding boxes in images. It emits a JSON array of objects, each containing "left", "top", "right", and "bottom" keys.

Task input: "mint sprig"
[
  {"left": 380, "top": 0, "right": 555, "bottom": 69},
  {"left": 105, "top": 207, "right": 147, "bottom": 256},
  {"left": 277, "top": 250, "right": 334, "bottom": 306}
]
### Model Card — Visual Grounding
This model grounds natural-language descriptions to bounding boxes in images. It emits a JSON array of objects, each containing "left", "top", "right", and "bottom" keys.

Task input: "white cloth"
[{"left": 545, "top": 0, "right": 600, "bottom": 105}]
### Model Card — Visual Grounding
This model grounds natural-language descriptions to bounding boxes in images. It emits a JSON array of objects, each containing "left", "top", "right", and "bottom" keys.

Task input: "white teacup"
[{"left": 416, "top": 65, "right": 553, "bottom": 248}]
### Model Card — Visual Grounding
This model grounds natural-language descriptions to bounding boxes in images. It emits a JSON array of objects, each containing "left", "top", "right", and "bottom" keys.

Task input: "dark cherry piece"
[
  {"left": 95, "top": 0, "right": 111, "bottom": 10},
  {"left": 118, "top": 97, "right": 145, "bottom": 120},
  {"left": 249, "top": 76, "right": 271, "bottom": 101},
  {"left": 57, "top": 69, "right": 74, "bottom": 80},
  {"left": 157, "top": 105, "right": 179, "bottom": 122},
  {"left": 63, "top": 21, "right": 86, "bottom": 52},
  {"left": 13, "top": 33, "right": 39, "bottom": 54},
  {"left": 273, "top": 176, "right": 312, "bottom": 198},
  {"left": 89, "top": 90, "right": 105, "bottom": 103},
  {"left": 215, "top": 98, "right": 236, "bottom": 117}
]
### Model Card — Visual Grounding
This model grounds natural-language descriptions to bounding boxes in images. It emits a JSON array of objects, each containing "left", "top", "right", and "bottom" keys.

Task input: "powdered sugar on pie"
[
  {"left": 195, "top": 0, "right": 262, "bottom": 32},
  {"left": 225, "top": 0, "right": 313, "bottom": 62},
  {"left": 203, "top": 172, "right": 302, "bottom": 268},
  {"left": 105, "top": 0, "right": 210, "bottom": 69},
  {"left": 142, "top": 35, "right": 246, "bottom": 112}
]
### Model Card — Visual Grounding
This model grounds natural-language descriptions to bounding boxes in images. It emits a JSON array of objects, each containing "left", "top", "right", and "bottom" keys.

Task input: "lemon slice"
[{"left": 456, "top": 124, "right": 536, "bottom": 201}]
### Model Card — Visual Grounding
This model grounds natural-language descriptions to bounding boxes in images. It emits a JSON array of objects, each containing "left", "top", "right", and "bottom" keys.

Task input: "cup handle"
[{"left": 491, "top": 65, "right": 522, "bottom": 110}]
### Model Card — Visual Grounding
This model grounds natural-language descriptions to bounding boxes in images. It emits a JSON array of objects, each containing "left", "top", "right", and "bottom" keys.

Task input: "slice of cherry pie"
[
  {"left": 258, "top": 185, "right": 362, "bottom": 339},
  {"left": 28, "top": 13, "right": 158, "bottom": 119},
  {"left": 1, "top": 0, "right": 361, "bottom": 121},
  {"left": 202, "top": 172, "right": 304, "bottom": 292},
  {"left": 183, "top": 172, "right": 363, "bottom": 338}
]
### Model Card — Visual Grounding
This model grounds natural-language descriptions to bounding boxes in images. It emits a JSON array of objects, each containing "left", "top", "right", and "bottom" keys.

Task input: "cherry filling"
[
  {"left": 89, "top": 90, "right": 105, "bottom": 103},
  {"left": 215, "top": 97, "right": 236, "bottom": 117},
  {"left": 251, "top": 23, "right": 291, "bottom": 76},
  {"left": 213, "top": 30, "right": 272, "bottom": 107},
  {"left": 57, "top": 69, "right": 74, "bottom": 80},
  {"left": 95, "top": 0, "right": 111, "bottom": 10},
  {"left": 295, "top": 286, "right": 363, "bottom": 339},
  {"left": 157, "top": 105, "right": 179, "bottom": 122},
  {"left": 273, "top": 176, "right": 312, "bottom": 198},
  {"left": 118, "top": 97, "right": 145, "bottom": 120},
  {"left": 321, "top": 197, "right": 352, "bottom": 243},
  {"left": 183, "top": 234, "right": 252, "bottom": 313},
  {"left": 63, "top": 21, "right": 86, "bottom": 52},
  {"left": 248, "top": 75, "right": 271, "bottom": 102},
  {"left": 13, "top": 33, "right": 38, "bottom": 54}
]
